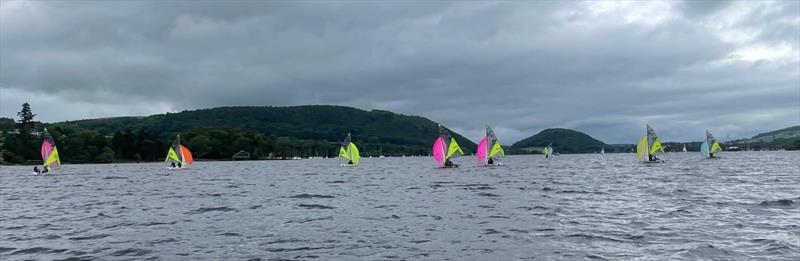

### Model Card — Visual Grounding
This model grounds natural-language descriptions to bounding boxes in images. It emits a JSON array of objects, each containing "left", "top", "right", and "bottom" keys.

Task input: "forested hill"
[
  {"left": 52, "top": 105, "right": 476, "bottom": 157},
  {"left": 511, "top": 128, "right": 607, "bottom": 154}
]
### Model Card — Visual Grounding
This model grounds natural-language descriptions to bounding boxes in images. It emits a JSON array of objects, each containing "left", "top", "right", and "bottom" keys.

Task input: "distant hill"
[
  {"left": 511, "top": 128, "right": 607, "bottom": 154},
  {"left": 726, "top": 125, "right": 800, "bottom": 150},
  {"left": 52, "top": 105, "right": 476, "bottom": 156}
]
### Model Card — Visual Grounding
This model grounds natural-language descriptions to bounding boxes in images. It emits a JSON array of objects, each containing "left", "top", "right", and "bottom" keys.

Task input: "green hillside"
[
  {"left": 511, "top": 128, "right": 607, "bottom": 154},
  {"left": 2, "top": 105, "right": 476, "bottom": 163},
  {"left": 726, "top": 125, "right": 800, "bottom": 150}
]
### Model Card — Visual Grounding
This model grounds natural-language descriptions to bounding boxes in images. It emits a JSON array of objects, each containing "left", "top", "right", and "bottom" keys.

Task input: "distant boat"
[
  {"left": 165, "top": 134, "right": 193, "bottom": 169},
  {"left": 543, "top": 143, "right": 554, "bottom": 158},
  {"left": 700, "top": 130, "right": 722, "bottom": 158},
  {"left": 636, "top": 124, "right": 665, "bottom": 162},
  {"left": 682, "top": 143, "right": 687, "bottom": 152},
  {"left": 38, "top": 128, "right": 61, "bottom": 174},
  {"left": 432, "top": 125, "right": 464, "bottom": 168},
  {"left": 600, "top": 147, "right": 605, "bottom": 155},
  {"left": 338, "top": 133, "right": 360, "bottom": 166},
  {"left": 476, "top": 125, "right": 505, "bottom": 166}
]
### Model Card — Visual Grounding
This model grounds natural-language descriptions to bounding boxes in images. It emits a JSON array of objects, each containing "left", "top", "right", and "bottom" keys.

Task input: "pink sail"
[
  {"left": 432, "top": 136, "right": 445, "bottom": 165},
  {"left": 476, "top": 136, "right": 488, "bottom": 162},
  {"left": 41, "top": 140, "right": 53, "bottom": 165}
]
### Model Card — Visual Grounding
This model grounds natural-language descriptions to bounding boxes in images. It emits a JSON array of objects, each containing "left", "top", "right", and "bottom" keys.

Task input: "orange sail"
[{"left": 180, "top": 144, "right": 193, "bottom": 164}]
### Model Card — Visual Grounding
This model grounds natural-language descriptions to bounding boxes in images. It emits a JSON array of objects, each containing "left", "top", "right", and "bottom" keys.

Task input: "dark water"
[{"left": 1, "top": 152, "right": 798, "bottom": 260}]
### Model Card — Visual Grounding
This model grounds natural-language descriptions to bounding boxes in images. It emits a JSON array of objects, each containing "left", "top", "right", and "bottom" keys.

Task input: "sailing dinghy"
[
  {"left": 165, "top": 135, "right": 193, "bottom": 169},
  {"left": 35, "top": 128, "right": 61, "bottom": 175},
  {"left": 636, "top": 124, "right": 665, "bottom": 163},
  {"left": 543, "top": 143, "right": 554, "bottom": 158},
  {"left": 700, "top": 130, "right": 722, "bottom": 159},
  {"left": 476, "top": 125, "right": 505, "bottom": 166},
  {"left": 338, "top": 133, "right": 360, "bottom": 166},
  {"left": 432, "top": 125, "right": 464, "bottom": 168}
]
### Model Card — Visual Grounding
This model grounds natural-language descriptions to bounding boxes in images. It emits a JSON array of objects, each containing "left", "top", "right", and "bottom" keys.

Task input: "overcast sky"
[{"left": 1, "top": 1, "right": 798, "bottom": 144}]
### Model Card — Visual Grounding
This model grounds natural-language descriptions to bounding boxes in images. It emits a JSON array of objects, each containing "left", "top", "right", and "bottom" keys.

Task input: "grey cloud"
[{"left": 1, "top": 1, "right": 797, "bottom": 144}]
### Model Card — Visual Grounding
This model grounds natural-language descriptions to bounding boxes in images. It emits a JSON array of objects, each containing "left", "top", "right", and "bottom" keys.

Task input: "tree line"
[{"left": 0, "top": 104, "right": 434, "bottom": 164}]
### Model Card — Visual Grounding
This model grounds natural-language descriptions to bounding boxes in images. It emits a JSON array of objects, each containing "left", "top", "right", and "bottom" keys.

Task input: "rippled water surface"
[{"left": 2, "top": 152, "right": 799, "bottom": 260}]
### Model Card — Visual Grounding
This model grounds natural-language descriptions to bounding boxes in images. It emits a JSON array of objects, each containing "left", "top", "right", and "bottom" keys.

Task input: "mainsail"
[
  {"left": 40, "top": 128, "right": 61, "bottom": 171},
  {"left": 637, "top": 124, "right": 665, "bottom": 161},
  {"left": 432, "top": 125, "right": 463, "bottom": 166},
  {"left": 701, "top": 130, "right": 722, "bottom": 158},
  {"left": 476, "top": 125, "right": 504, "bottom": 165},
  {"left": 165, "top": 135, "right": 193, "bottom": 166},
  {"left": 338, "top": 133, "right": 360, "bottom": 165}
]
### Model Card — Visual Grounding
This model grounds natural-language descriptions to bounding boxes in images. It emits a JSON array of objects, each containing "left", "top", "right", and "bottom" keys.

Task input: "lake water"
[{"left": 1, "top": 152, "right": 798, "bottom": 260}]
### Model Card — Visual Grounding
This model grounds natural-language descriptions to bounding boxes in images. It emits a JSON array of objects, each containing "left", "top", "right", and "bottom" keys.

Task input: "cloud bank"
[{"left": 1, "top": 1, "right": 798, "bottom": 143}]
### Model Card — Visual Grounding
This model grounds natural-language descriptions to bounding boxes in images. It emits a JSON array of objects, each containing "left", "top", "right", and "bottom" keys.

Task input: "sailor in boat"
[
  {"left": 171, "top": 162, "right": 176, "bottom": 168},
  {"left": 648, "top": 153, "right": 660, "bottom": 162},
  {"left": 34, "top": 166, "right": 49, "bottom": 175},
  {"left": 444, "top": 159, "right": 457, "bottom": 168},
  {"left": 487, "top": 157, "right": 494, "bottom": 165},
  {"left": 709, "top": 152, "right": 716, "bottom": 159},
  {"left": 177, "top": 162, "right": 182, "bottom": 168},
  {"left": 347, "top": 160, "right": 354, "bottom": 165}
]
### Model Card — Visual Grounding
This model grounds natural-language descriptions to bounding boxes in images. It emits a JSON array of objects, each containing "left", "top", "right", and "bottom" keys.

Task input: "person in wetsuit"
[
  {"left": 34, "top": 166, "right": 41, "bottom": 175},
  {"left": 487, "top": 157, "right": 494, "bottom": 165},
  {"left": 347, "top": 160, "right": 354, "bottom": 165},
  {"left": 171, "top": 162, "right": 176, "bottom": 168}
]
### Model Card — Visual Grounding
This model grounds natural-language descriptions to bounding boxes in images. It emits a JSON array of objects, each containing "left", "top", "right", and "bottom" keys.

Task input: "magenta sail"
[
  {"left": 476, "top": 136, "right": 488, "bottom": 162},
  {"left": 432, "top": 136, "right": 445, "bottom": 165},
  {"left": 41, "top": 140, "right": 53, "bottom": 165}
]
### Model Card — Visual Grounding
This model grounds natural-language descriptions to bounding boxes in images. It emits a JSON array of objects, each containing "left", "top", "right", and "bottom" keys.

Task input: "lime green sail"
[
  {"left": 166, "top": 147, "right": 181, "bottom": 163},
  {"left": 490, "top": 141, "right": 504, "bottom": 158},
  {"left": 638, "top": 124, "right": 665, "bottom": 161},
  {"left": 339, "top": 133, "right": 360, "bottom": 165},
  {"left": 636, "top": 135, "right": 648, "bottom": 161},
  {"left": 446, "top": 137, "right": 464, "bottom": 159}
]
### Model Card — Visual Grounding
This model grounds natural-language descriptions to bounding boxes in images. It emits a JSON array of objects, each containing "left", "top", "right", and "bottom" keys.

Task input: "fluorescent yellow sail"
[
  {"left": 339, "top": 146, "right": 350, "bottom": 160},
  {"left": 490, "top": 141, "right": 504, "bottom": 158},
  {"left": 45, "top": 147, "right": 61, "bottom": 167},
  {"left": 650, "top": 138, "right": 664, "bottom": 154},
  {"left": 165, "top": 147, "right": 181, "bottom": 163},
  {"left": 710, "top": 141, "right": 721, "bottom": 154},
  {"left": 636, "top": 135, "right": 648, "bottom": 161},
  {"left": 348, "top": 143, "right": 360, "bottom": 165},
  {"left": 446, "top": 137, "right": 463, "bottom": 159}
]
